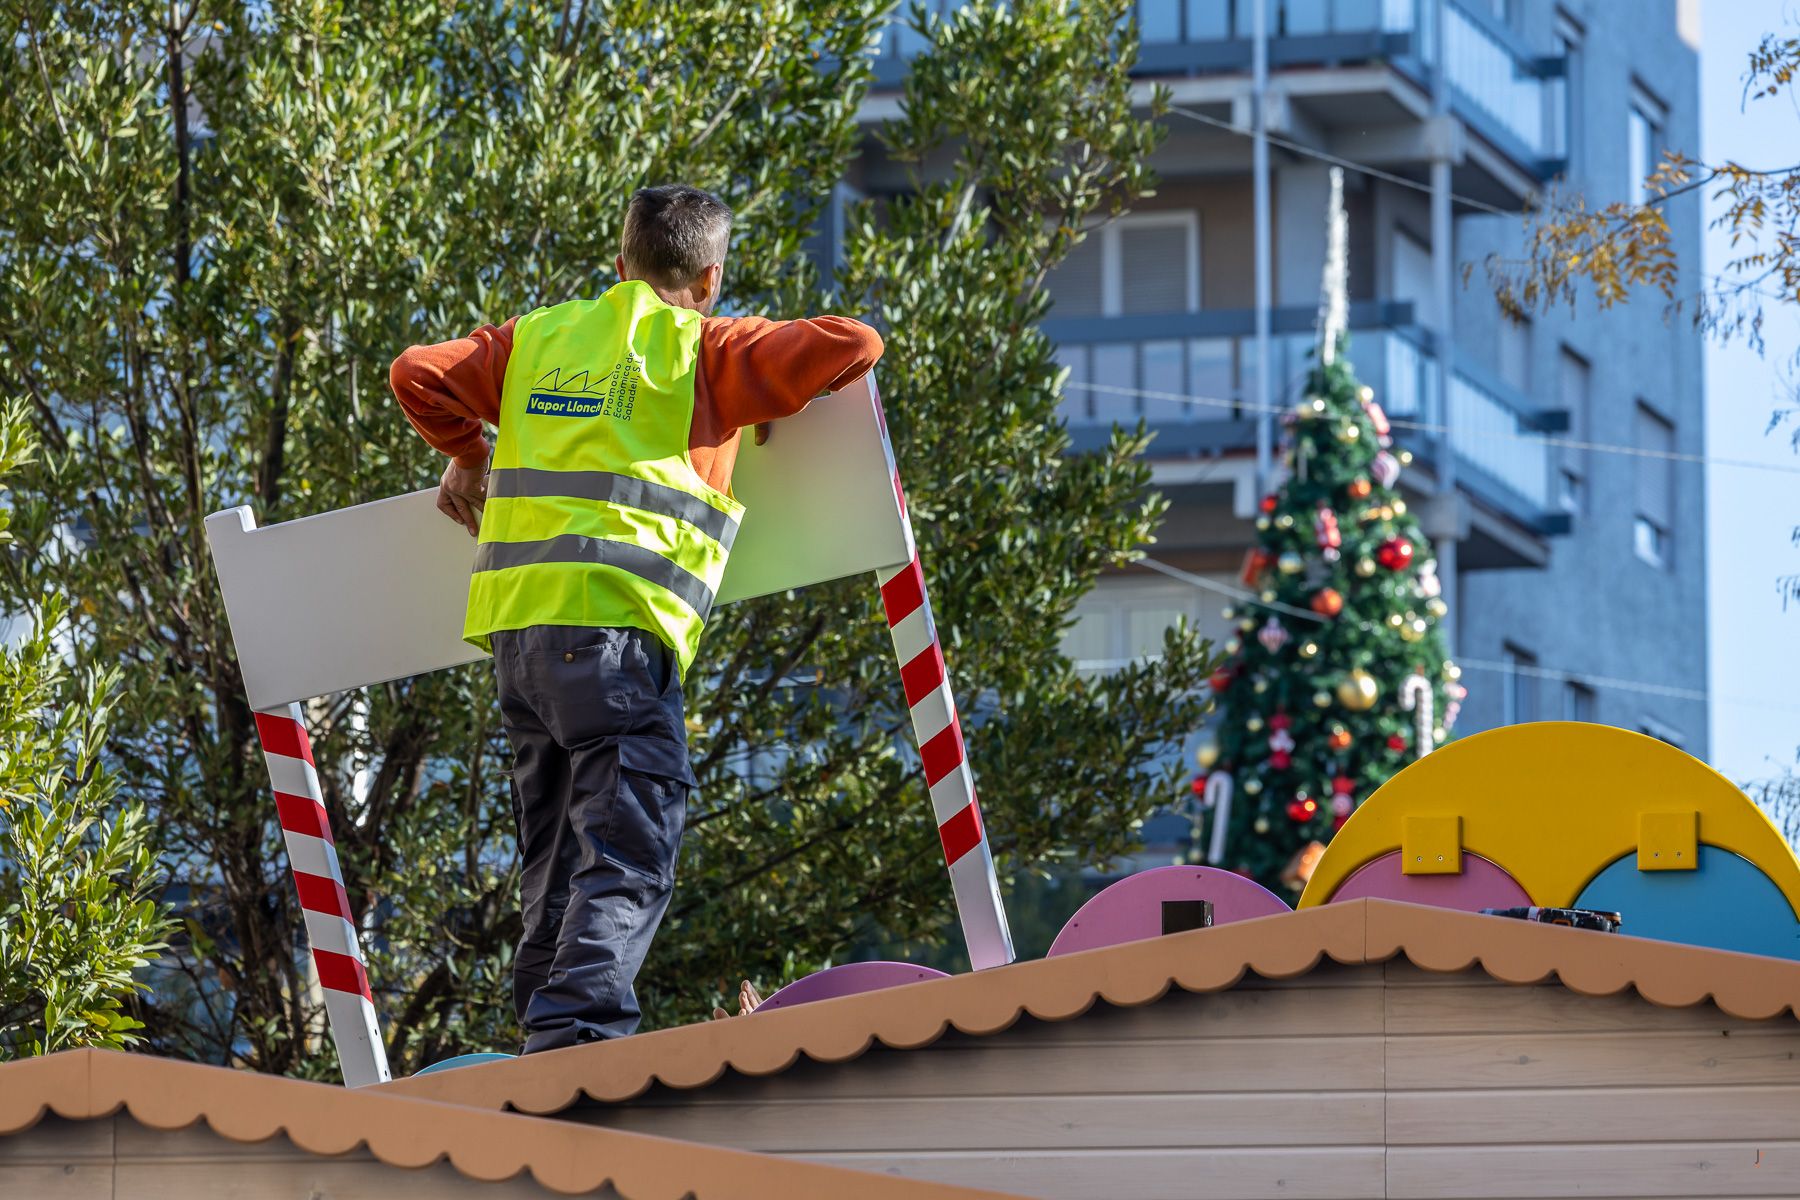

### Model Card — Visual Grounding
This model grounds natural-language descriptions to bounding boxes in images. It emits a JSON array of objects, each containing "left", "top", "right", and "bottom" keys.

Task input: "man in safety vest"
[{"left": 390, "top": 184, "right": 883, "bottom": 1052}]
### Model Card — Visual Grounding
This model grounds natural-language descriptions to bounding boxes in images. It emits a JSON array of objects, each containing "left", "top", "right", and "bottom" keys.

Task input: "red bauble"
[
  {"left": 1240, "top": 547, "right": 1273, "bottom": 586},
  {"left": 1327, "top": 726, "right": 1352, "bottom": 751},
  {"left": 1191, "top": 775, "right": 1207, "bottom": 796},
  {"left": 1377, "top": 536, "right": 1415, "bottom": 570},
  {"left": 1269, "top": 750, "right": 1292, "bottom": 770},
  {"left": 1310, "top": 587, "right": 1344, "bottom": 617},
  {"left": 1347, "top": 477, "right": 1372, "bottom": 500},
  {"left": 1260, "top": 494, "right": 1278, "bottom": 514},
  {"left": 1386, "top": 733, "right": 1408, "bottom": 752},
  {"left": 1333, "top": 775, "right": 1355, "bottom": 795},
  {"left": 1209, "top": 667, "right": 1234, "bottom": 692},
  {"left": 1333, "top": 814, "right": 1350, "bottom": 831},
  {"left": 1269, "top": 712, "right": 1292, "bottom": 731},
  {"left": 1286, "top": 797, "right": 1319, "bottom": 822}
]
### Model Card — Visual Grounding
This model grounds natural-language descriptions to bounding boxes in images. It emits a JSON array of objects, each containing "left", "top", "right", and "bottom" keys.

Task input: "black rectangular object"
[{"left": 1162, "top": 899, "right": 1215, "bottom": 935}]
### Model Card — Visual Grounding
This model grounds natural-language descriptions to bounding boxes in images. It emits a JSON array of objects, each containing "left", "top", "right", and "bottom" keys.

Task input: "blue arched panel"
[{"left": 1576, "top": 846, "right": 1800, "bottom": 962}]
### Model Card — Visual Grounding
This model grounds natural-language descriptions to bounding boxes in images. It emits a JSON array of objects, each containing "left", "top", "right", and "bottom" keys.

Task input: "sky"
[{"left": 1701, "top": 0, "right": 1800, "bottom": 784}]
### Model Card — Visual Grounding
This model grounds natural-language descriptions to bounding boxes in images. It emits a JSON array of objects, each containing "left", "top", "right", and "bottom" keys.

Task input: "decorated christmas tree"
[{"left": 1196, "top": 170, "right": 1466, "bottom": 893}]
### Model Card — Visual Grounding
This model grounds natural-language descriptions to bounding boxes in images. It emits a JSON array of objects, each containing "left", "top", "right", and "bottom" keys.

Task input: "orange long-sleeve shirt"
[{"left": 390, "top": 312, "right": 884, "bottom": 494}]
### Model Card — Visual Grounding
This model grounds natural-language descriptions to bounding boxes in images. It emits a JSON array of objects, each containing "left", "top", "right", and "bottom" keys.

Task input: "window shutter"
[
  {"left": 1048, "top": 232, "right": 1104, "bottom": 318},
  {"left": 1119, "top": 223, "right": 1192, "bottom": 314},
  {"left": 1635, "top": 404, "right": 1674, "bottom": 526}
]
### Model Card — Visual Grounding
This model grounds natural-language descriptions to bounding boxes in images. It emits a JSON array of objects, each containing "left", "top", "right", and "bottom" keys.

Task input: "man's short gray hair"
[{"left": 621, "top": 185, "right": 733, "bottom": 290}]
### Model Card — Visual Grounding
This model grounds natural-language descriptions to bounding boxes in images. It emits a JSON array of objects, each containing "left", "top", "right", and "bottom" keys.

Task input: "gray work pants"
[{"left": 490, "top": 624, "right": 693, "bottom": 1054}]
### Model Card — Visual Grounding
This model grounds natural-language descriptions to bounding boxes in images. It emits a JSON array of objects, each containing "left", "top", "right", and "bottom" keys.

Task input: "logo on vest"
[{"left": 526, "top": 359, "right": 641, "bottom": 420}]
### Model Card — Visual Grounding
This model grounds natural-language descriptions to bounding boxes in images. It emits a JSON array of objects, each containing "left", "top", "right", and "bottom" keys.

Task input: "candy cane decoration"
[
  {"left": 1399, "top": 672, "right": 1435, "bottom": 759},
  {"left": 872, "top": 388, "right": 1014, "bottom": 971},
  {"left": 1203, "top": 771, "right": 1235, "bottom": 864},
  {"left": 255, "top": 705, "right": 390, "bottom": 1086}
]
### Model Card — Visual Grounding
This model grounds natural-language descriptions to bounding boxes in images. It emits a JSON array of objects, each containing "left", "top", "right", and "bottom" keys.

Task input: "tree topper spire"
[{"left": 1318, "top": 166, "right": 1348, "bottom": 366}]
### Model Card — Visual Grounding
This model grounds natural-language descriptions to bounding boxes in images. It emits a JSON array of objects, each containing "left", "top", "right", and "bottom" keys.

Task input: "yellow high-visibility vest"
[{"left": 464, "top": 281, "right": 743, "bottom": 676}]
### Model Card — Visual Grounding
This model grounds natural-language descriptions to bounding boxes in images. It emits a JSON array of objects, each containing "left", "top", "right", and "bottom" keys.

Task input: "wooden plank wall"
[
  {"left": 0, "top": 1114, "right": 620, "bottom": 1199},
  {"left": 573, "top": 962, "right": 1800, "bottom": 1200}
]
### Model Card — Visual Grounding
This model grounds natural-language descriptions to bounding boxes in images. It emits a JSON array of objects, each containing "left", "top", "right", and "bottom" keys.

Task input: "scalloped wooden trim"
[
  {"left": 381, "top": 899, "right": 1800, "bottom": 1116},
  {"left": 0, "top": 1048, "right": 1013, "bottom": 1199}
]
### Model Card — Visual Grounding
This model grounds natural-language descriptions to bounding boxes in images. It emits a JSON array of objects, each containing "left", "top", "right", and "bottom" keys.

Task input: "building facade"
[{"left": 851, "top": 0, "right": 1707, "bottom": 777}]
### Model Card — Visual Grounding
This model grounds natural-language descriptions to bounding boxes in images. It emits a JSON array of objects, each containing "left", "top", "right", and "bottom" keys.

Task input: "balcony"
[
  {"left": 1047, "top": 305, "right": 1570, "bottom": 546},
  {"left": 869, "top": 0, "right": 1566, "bottom": 180}
]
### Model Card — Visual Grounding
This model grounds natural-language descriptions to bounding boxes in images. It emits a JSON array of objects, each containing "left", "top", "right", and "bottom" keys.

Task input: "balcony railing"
[
  {"left": 871, "top": 0, "right": 1564, "bottom": 170},
  {"left": 1049, "top": 308, "right": 1563, "bottom": 529}
]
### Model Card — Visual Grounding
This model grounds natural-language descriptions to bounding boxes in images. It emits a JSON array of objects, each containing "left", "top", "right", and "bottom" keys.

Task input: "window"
[
  {"left": 1047, "top": 212, "right": 1203, "bottom": 426},
  {"left": 1048, "top": 212, "right": 1200, "bottom": 320},
  {"left": 1498, "top": 316, "right": 1531, "bottom": 395},
  {"left": 1391, "top": 227, "right": 1438, "bottom": 330},
  {"left": 1061, "top": 579, "right": 1212, "bottom": 675},
  {"left": 1634, "top": 401, "right": 1675, "bottom": 567},
  {"left": 1563, "top": 681, "right": 1596, "bottom": 723},
  {"left": 1557, "top": 346, "right": 1590, "bottom": 514},
  {"left": 1502, "top": 644, "right": 1538, "bottom": 726},
  {"left": 1550, "top": 10, "right": 1584, "bottom": 163},
  {"left": 1629, "top": 84, "right": 1667, "bottom": 206}
]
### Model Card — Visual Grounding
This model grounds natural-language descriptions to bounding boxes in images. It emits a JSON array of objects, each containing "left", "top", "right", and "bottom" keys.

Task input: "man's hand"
[{"left": 437, "top": 457, "right": 487, "bottom": 537}]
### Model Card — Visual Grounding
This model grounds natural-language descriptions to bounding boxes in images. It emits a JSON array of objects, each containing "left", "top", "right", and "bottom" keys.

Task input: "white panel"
[{"left": 206, "top": 374, "right": 910, "bottom": 710}]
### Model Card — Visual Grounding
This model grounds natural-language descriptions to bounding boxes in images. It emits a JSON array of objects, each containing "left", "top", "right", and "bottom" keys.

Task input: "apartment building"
[{"left": 851, "top": 0, "right": 1707, "bottom": 774}]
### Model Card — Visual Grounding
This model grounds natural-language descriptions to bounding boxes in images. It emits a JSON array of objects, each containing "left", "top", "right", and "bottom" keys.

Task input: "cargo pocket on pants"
[{"left": 602, "top": 735, "right": 695, "bottom": 888}]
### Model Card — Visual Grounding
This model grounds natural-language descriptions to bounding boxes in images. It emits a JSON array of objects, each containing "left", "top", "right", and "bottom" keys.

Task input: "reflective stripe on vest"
[{"left": 462, "top": 281, "right": 745, "bottom": 674}]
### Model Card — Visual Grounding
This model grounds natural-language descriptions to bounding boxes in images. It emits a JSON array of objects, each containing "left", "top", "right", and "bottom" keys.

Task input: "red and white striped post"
[
  {"left": 253, "top": 704, "right": 390, "bottom": 1086},
  {"left": 871, "top": 385, "right": 1014, "bottom": 971}
]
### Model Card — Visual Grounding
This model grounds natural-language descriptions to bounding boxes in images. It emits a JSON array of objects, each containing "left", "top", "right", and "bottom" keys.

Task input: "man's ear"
[
  {"left": 696, "top": 262, "right": 723, "bottom": 306},
  {"left": 615, "top": 254, "right": 629, "bottom": 282}
]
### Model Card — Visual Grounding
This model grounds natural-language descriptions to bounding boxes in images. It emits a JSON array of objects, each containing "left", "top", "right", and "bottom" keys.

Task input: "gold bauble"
[
  {"left": 1355, "top": 556, "right": 1377, "bottom": 577},
  {"left": 1260, "top": 589, "right": 1277, "bottom": 603},
  {"left": 1433, "top": 726, "right": 1447, "bottom": 742},
  {"left": 1386, "top": 612, "right": 1405, "bottom": 628},
  {"left": 1392, "top": 499, "right": 1407, "bottom": 516},
  {"left": 1312, "top": 689, "right": 1333, "bottom": 709},
  {"left": 1398, "top": 449, "right": 1414, "bottom": 465},
  {"left": 1299, "top": 640, "right": 1319, "bottom": 659},
  {"left": 1255, "top": 516, "right": 1271, "bottom": 531},
  {"left": 1277, "top": 551, "right": 1305, "bottom": 574},
  {"left": 1254, "top": 816, "right": 1270, "bottom": 832},
  {"left": 1238, "top": 618, "right": 1257, "bottom": 633},
  {"left": 1309, "top": 396, "right": 1327, "bottom": 413},
  {"left": 1426, "top": 598, "right": 1448, "bottom": 619},
  {"left": 1246, "top": 715, "right": 1265, "bottom": 734},
  {"left": 1399, "top": 620, "right": 1424, "bottom": 643},
  {"left": 1195, "top": 740, "right": 1221, "bottom": 770},
  {"left": 1245, "top": 778, "right": 1264, "bottom": 796},
  {"left": 1224, "top": 638, "right": 1241, "bottom": 654},
  {"left": 1337, "top": 422, "right": 1360, "bottom": 442},
  {"left": 1358, "top": 386, "right": 1374, "bottom": 402},
  {"left": 1444, "top": 661, "right": 1462, "bottom": 681},
  {"left": 1336, "top": 670, "right": 1380, "bottom": 711},
  {"left": 1409, "top": 617, "right": 1429, "bottom": 637},
  {"left": 1275, "top": 513, "right": 1295, "bottom": 531},
  {"left": 1252, "top": 677, "right": 1270, "bottom": 694},
  {"left": 1221, "top": 606, "right": 1236, "bottom": 620}
]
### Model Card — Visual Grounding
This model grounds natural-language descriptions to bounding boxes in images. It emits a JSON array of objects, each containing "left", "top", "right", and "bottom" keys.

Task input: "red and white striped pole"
[
  {"left": 254, "top": 704, "right": 390, "bottom": 1086},
  {"left": 871, "top": 383, "right": 1014, "bottom": 971}
]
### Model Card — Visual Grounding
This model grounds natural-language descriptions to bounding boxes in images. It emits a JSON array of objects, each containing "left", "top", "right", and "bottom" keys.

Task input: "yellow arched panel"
[{"left": 1297, "top": 722, "right": 1800, "bottom": 918}]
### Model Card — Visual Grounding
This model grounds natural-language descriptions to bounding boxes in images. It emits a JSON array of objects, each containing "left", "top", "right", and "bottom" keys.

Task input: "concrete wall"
[
  {"left": 569, "top": 961, "right": 1800, "bottom": 1200},
  {"left": 1450, "top": 0, "right": 1708, "bottom": 750}
]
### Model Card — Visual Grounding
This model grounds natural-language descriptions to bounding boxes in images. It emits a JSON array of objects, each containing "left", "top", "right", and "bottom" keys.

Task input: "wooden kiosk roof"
[
  {"left": 0, "top": 1048, "right": 1017, "bottom": 1199},
  {"left": 380, "top": 899, "right": 1800, "bottom": 1115}
]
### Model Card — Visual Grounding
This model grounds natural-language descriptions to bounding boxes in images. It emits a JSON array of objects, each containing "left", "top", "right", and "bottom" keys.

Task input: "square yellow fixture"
[
  {"left": 1638, "top": 810, "right": 1698, "bottom": 871},
  {"left": 1401, "top": 814, "right": 1462, "bottom": 875}
]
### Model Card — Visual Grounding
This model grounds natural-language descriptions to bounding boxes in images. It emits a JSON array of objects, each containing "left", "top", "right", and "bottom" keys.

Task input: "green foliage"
[
  {"left": 1, "top": 0, "right": 1212, "bottom": 1075},
  {"left": 1206, "top": 344, "right": 1460, "bottom": 891},
  {"left": 0, "top": 405, "right": 174, "bottom": 1059}
]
